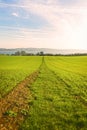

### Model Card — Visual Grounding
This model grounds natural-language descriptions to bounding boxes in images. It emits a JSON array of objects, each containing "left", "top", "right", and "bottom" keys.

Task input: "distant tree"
[
  {"left": 20, "top": 51, "right": 26, "bottom": 56},
  {"left": 36, "top": 51, "right": 44, "bottom": 56},
  {"left": 40, "top": 51, "right": 44, "bottom": 56},
  {"left": 14, "top": 51, "right": 20, "bottom": 56},
  {"left": 14, "top": 51, "right": 27, "bottom": 56}
]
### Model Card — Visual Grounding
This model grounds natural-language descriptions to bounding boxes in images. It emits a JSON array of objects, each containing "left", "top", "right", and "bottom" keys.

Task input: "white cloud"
[{"left": 12, "top": 12, "right": 19, "bottom": 17}]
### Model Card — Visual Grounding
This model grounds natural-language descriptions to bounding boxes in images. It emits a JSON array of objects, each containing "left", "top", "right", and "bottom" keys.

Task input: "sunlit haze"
[{"left": 0, "top": 0, "right": 87, "bottom": 49}]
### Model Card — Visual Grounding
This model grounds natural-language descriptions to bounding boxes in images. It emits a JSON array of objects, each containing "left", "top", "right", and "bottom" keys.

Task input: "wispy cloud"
[
  {"left": 0, "top": 0, "right": 87, "bottom": 49},
  {"left": 12, "top": 12, "right": 19, "bottom": 17}
]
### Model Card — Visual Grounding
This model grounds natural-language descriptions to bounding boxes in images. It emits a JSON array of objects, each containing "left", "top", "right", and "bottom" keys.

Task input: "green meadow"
[
  {"left": 0, "top": 56, "right": 87, "bottom": 130},
  {"left": 0, "top": 56, "right": 42, "bottom": 97}
]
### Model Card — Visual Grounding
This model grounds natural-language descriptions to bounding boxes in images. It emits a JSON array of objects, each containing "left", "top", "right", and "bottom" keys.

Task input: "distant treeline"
[
  {"left": 0, "top": 51, "right": 87, "bottom": 56},
  {"left": 11, "top": 51, "right": 87, "bottom": 56},
  {"left": 12, "top": 51, "right": 44, "bottom": 56}
]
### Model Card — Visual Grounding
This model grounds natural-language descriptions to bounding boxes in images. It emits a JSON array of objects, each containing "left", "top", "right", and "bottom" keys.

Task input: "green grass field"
[
  {"left": 0, "top": 56, "right": 87, "bottom": 130},
  {"left": 0, "top": 56, "right": 42, "bottom": 97}
]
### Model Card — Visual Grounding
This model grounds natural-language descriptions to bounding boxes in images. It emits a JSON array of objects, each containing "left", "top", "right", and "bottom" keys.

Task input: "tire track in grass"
[
  {"left": 45, "top": 57, "right": 87, "bottom": 108},
  {"left": 0, "top": 70, "right": 39, "bottom": 130},
  {"left": 19, "top": 61, "right": 73, "bottom": 130},
  {"left": 48, "top": 66, "right": 87, "bottom": 108},
  {"left": 20, "top": 59, "right": 87, "bottom": 130}
]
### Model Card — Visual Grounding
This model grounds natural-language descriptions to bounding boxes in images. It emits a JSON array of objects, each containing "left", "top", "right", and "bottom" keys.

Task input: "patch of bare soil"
[{"left": 0, "top": 71, "right": 39, "bottom": 130}]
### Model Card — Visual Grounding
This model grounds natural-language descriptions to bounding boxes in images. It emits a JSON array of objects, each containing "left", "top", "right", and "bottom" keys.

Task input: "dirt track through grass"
[
  {"left": 20, "top": 59, "right": 87, "bottom": 130},
  {"left": 0, "top": 56, "right": 87, "bottom": 130},
  {"left": 0, "top": 71, "right": 39, "bottom": 130}
]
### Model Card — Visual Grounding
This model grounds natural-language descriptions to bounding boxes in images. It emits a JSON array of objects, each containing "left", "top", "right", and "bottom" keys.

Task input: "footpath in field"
[
  {"left": 0, "top": 71, "right": 39, "bottom": 130},
  {"left": 0, "top": 57, "right": 87, "bottom": 130},
  {"left": 20, "top": 60, "right": 87, "bottom": 130}
]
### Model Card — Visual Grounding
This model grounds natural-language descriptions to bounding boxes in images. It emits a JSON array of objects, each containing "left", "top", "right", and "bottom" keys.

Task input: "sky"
[{"left": 0, "top": 0, "right": 87, "bottom": 49}]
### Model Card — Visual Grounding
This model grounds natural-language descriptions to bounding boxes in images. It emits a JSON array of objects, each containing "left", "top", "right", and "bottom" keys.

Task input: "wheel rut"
[
  {"left": 0, "top": 71, "right": 39, "bottom": 130},
  {"left": 19, "top": 60, "right": 74, "bottom": 130}
]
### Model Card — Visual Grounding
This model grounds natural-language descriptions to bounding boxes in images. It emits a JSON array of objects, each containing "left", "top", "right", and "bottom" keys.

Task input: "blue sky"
[{"left": 0, "top": 0, "right": 87, "bottom": 49}]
